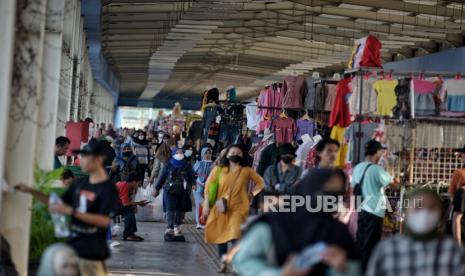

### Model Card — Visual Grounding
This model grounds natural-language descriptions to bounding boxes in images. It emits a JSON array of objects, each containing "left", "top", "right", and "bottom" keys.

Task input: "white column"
[
  {"left": 56, "top": 0, "right": 76, "bottom": 136},
  {"left": 0, "top": 0, "right": 17, "bottom": 214},
  {"left": 35, "top": 0, "right": 65, "bottom": 170},
  {"left": 0, "top": 0, "right": 47, "bottom": 274}
]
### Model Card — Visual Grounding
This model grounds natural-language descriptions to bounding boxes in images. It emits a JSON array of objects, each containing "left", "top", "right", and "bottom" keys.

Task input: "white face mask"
[
  {"left": 173, "top": 154, "right": 184, "bottom": 161},
  {"left": 406, "top": 209, "right": 440, "bottom": 234},
  {"left": 138, "top": 135, "right": 145, "bottom": 140},
  {"left": 184, "top": 150, "right": 193, "bottom": 157}
]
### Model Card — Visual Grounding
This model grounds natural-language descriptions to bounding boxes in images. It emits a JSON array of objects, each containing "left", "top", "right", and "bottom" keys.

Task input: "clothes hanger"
[
  {"left": 300, "top": 111, "right": 311, "bottom": 121},
  {"left": 280, "top": 109, "right": 288, "bottom": 119}
]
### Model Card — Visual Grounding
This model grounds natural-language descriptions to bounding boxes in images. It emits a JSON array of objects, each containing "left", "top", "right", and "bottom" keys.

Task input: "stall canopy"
[{"left": 101, "top": 0, "right": 465, "bottom": 101}]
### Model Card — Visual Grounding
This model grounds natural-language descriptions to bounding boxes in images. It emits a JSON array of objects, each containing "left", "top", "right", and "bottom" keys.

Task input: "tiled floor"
[{"left": 107, "top": 221, "right": 219, "bottom": 276}]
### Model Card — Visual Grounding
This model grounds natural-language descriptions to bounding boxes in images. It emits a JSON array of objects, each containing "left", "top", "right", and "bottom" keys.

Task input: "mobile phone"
[{"left": 293, "top": 242, "right": 327, "bottom": 269}]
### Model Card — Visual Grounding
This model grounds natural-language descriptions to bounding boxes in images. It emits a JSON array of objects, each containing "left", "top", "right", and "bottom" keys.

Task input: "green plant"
[{"left": 29, "top": 166, "right": 66, "bottom": 261}]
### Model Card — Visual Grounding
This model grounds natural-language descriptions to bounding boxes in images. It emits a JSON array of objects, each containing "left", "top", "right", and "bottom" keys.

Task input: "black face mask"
[
  {"left": 122, "top": 151, "right": 132, "bottom": 157},
  {"left": 228, "top": 155, "right": 242, "bottom": 164},
  {"left": 281, "top": 156, "right": 294, "bottom": 164}
]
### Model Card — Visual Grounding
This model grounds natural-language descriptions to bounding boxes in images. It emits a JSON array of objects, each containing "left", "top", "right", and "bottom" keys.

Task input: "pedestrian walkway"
[{"left": 108, "top": 221, "right": 219, "bottom": 276}]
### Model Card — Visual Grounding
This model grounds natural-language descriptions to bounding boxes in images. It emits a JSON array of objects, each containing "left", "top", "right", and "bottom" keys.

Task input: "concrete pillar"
[
  {"left": 56, "top": 0, "right": 77, "bottom": 136},
  {"left": 0, "top": 0, "right": 47, "bottom": 274},
  {"left": 0, "top": 0, "right": 17, "bottom": 214},
  {"left": 35, "top": 0, "right": 65, "bottom": 170}
]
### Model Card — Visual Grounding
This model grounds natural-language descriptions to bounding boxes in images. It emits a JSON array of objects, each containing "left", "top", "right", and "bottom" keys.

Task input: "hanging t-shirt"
[
  {"left": 263, "top": 86, "right": 283, "bottom": 118},
  {"left": 373, "top": 79, "right": 398, "bottom": 116},
  {"left": 256, "top": 120, "right": 272, "bottom": 133},
  {"left": 296, "top": 119, "right": 316, "bottom": 142},
  {"left": 273, "top": 117, "right": 297, "bottom": 144},
  {"left": 246, "top": 103, "right": 261, "bottom": 130},
  {"left": 412, "top": 79, "right": 436, "bottom": 116},
  {"left": 443, "top": 79, "right": 465, "bottom": 114},
  {"left": 344, "top": 122, "right": 379, "bottom": 165},
  {"left": 349, "top": 76, "right": 377, "bottom": 115},
  {"left": 329, "top": 78, "right": 352, "bottom": 128}
]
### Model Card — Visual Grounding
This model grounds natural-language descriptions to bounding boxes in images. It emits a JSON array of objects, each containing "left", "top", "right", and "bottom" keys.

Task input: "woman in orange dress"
[{"left": 202, "top": 144, "right": 264, "bottom": 273}]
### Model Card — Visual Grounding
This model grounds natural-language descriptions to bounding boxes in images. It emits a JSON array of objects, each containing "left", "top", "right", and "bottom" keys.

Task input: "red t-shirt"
[{"left": 116, "top": 181, "right": 131, "bottom": 206}]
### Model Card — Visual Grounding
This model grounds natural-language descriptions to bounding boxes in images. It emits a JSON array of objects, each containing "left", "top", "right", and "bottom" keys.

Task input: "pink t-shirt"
[{"left": 273, "top": 117, "right": 297, "bottom": 143}]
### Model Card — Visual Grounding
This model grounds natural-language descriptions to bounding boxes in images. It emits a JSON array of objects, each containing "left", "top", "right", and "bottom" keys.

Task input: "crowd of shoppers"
[{"left": 10, "top": 116, "right": 465, "bottom": 276}]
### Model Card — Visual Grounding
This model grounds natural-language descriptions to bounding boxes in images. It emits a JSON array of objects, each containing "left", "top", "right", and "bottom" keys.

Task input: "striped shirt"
[{"left": 366, "top": 235, "right": 465, "bottom": 276}]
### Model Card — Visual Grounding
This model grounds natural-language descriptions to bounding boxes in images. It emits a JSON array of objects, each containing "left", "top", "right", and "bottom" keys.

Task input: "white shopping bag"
[{"left": 135, "top": 185, "right": 164, "bottom": 222}]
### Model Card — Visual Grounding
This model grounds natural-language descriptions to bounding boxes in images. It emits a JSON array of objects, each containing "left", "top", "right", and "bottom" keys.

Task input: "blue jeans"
[
  {"left": 193, "top": 188, "right": 204, "bottom": 226},
  {"left": 219, "top": 122, "right": 241, "bottom": 144}
]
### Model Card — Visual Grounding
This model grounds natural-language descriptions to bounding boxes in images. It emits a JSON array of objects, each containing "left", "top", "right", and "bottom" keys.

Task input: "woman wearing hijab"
[
  {"left": 366, "top": 188, "right": 465, "bottom": 276},
  {"left": 202, "top": 144, "right": 264, "bottom": 273},
  {"left": 193, "top": 147, "right": 213, "bottom": 229},
  {"left": 37, "top": 243, "right": 80, "bottom": 276},
  {"left": 154, "top": 148, "right": 195, "bottom": 237},
  {"left": 112, "top": 143, "right": 141, "bottom": 183},
  {"left": 131, "top": 130, "right": 150, "bottom": 178},
  {"left": 233, "top": 168, "right": 361, "bottom": 276}
]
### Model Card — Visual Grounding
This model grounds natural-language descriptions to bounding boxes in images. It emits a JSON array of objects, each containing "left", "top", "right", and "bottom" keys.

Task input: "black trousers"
[
  {"left": 115, "top": 205, "right": 138, "bottom": 238},
  {"left": 218, "top": 239, "right": 237, "bottom": 258},
  {"left": 356, "top": 210, "right": 383, "bottom": 272}
]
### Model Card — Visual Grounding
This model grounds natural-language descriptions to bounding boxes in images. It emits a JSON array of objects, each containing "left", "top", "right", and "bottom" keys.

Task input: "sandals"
[{"left": 123, "top": 234, "right": 144, "bottom": 242}]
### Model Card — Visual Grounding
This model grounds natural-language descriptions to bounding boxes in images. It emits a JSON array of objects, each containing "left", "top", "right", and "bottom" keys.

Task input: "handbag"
[
  {"left": 208, "top": 167, "right": 223, "bottom": 207},
  {"left": 215, "top": 168, "right": 242, "bottom": 214}
]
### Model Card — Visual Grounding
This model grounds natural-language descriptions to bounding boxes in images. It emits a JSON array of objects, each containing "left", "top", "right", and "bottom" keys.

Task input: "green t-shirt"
[{"left": 351, "top": 161, "right": 393, "bottom": 218}]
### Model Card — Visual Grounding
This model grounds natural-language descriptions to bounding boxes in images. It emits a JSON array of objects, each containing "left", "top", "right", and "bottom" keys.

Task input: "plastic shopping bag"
[{"left": 135, "top": 185, "right": 164, "bottom": 222}]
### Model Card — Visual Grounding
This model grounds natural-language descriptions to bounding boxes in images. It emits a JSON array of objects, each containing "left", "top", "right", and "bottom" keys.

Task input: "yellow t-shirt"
[{"left": 373, "top": 80, "right": 398, "bottom": 116}]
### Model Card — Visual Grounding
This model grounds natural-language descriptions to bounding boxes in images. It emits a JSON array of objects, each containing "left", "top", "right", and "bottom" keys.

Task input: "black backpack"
[
  {"left": 166, "top": 167, "right": 188, "bottom": 196},
  {"left": 353, "top": 164, "right": 373, "bottom": 198}
]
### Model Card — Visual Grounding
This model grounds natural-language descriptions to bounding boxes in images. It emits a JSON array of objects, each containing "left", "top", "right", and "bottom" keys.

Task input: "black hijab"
[{"left": 251, "top": 168, "right": 360, "bottom": 274}]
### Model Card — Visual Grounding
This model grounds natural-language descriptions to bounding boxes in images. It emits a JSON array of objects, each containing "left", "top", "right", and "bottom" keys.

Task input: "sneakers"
[
  {"left": 196, "top": 224, "right": 205, "bottom": 230},
  {"left": 165, "top": 228, "right": 174, "bottom": 235},
  {"left": 174, "top": 226, "right": 182, "bottom": 236}
]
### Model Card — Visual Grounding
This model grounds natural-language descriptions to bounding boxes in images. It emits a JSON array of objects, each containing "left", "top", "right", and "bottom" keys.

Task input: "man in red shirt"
[{"left": 115, "top": 172, "right": 148, "bottom": 241}]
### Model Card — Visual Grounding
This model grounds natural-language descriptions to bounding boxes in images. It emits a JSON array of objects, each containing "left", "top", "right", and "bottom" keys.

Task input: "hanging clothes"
[
  {"left": 304, "top": 77, "right": 317, "bottom": 110},
  {"left": 295, "top": 119, "right": 316, "bottom": 143},
  {"left": 412, "top": 79, "right": 436, "bottom": 116},
  {"left": 246, "top": 103, "right": 261, "bottom": 130},
  {"left": 347, "top": 35, "right": 382, "bottom": 69},
  {"left": 349, "top": 76, "right": 377, "bottom": 115},
  {"left": 373, "top": 79, "right": 398, "bottom": 116},
  {"left": 344, "top": 122, "right": 379, "bottom": 165},
  {"left": 256, "top": 120, "right": 272, "bottom": 134},
  {"left": 262, "top": 85, "right": 283, "bottom": 118},
  {"left": 324, "top": 84, "right": 337, "bottom": 111},
  {"left": 282, "top": 75, "right": 307, "bottom": 109},
  {"left": 272, "top": 117, "right": 297, "bottom": 144},
  {"left": 392, "top": 78, "right": 412, "bottom": 119},
  {"left": 329, "top": 78, "right": 352, "bottom": 128},
  {"left": 330, "top": 125, "right": 348, "bottom": 168},
  {"left": 441, "top": 79, "right": 465, "bottom": 115}
]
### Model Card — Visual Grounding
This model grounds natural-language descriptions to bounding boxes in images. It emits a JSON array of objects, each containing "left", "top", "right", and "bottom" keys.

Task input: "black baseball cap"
[
  {"left": 72, "top": 139, "right": 107, "bottom": 156},
  {"left": 365, "top": 140, "right": 387, "bottom": 154}
]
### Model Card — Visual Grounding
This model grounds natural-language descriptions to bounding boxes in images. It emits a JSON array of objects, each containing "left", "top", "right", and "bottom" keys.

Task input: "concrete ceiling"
[{"left": 101, "top": 0, "right": 465, "bottom": 101}]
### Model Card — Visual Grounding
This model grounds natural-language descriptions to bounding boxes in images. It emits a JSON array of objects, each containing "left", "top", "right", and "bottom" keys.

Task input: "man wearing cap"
[
  {"left": 263, "top": 143, "right": 302, "bottom": 195},
  {"left": 16, "top": 139, "right": 118, "bottom": 275},
  {"left": 351, "top": 139, "right": 399, "bottom": 272}
]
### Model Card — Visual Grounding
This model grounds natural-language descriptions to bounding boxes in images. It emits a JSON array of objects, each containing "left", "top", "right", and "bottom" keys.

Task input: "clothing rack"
[{"left": 345, "top": 67, "right": 465, "bottom": 186}]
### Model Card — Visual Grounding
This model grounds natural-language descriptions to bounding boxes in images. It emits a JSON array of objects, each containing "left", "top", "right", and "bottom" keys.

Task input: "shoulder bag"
[{"left": 215, "top": 168, "right": 242, "bottom": 214}]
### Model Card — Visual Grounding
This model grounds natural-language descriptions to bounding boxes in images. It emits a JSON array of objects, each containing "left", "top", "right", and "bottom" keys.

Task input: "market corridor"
[{"left": 108, "top": 222, "right": 217, "bottom": 276}]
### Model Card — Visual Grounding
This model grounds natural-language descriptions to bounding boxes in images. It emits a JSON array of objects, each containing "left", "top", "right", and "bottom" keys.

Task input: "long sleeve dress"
[{"left": 204, "top": 166, "right": 264, "bottom": 244}]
